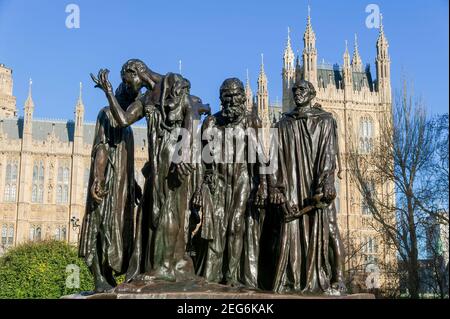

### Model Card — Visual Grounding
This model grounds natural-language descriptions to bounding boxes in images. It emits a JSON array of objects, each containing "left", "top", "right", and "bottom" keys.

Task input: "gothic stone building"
[
  {"left": 246, "top": 12, "right": 397, "bottom": 292},
  {"left": 0, "top": 70, "right": 148, "bottom": 254},
  {"left": 0, "top": 11, "right": 397, "bottom": 293}
]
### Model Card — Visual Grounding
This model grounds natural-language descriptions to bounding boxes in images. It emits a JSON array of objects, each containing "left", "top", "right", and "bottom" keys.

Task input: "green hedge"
[{"left": 0, "top": 240, "right": 94, "bottom": 299}]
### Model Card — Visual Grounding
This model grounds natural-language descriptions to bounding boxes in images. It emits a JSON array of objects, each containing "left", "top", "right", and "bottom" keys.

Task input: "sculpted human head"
[
  {"left": 164, "top": 73, "right": 191, "bottom": 124},
  {"left": 120, "top": 59, "right": 150, "bottom": 95},
  {"left": 220, "top": 78, "right": 246, "bottom": 120},
  {"left": 292, "top": 79, "right": 316, "bottom": 108}
]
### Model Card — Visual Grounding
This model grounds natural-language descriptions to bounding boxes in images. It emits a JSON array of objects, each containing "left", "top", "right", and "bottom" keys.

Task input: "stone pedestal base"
[{"left": 62, "top": 278, "right": 375, "bottom": 299}]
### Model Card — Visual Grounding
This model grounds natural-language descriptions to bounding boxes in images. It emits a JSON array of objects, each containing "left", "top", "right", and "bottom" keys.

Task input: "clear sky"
[{"left": 0, "top": 0, "right": 448, "bottom": 122}]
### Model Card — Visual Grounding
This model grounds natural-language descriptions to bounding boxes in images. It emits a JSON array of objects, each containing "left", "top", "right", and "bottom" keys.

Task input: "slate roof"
[
  {"left": 316, "top": 63, "right": 374, "bottom": 91},
  {"left": 0, "top": 116, "right": 147, "bottom": 148}
]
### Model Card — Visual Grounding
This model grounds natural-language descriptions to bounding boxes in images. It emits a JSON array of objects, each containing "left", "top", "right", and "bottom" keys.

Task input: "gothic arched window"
[
  {"left": 56, "top": 165, "right": 70, "bottom": 204},
  {"left": 29, "top": 225, "right": 42, "bottom": 241},
  {"left": 56, "top": 185, "right": 62, "bottom": 204},
  {"left": 32, "top": 185, "right": 38, "bottom": 203},
  {"left": 54, "top": 227, "right": 60, "bottom": 241},
  {"left": 54, "top": 225, "right": 67, "bottom": 241},
  {"left": 359, "top": 116, "right": 374, "bottom": 153},
  {"left": 61, "top": 226, "right": 67, "bottom": 241},
  {"left": 35, "top": 226, "right": 42, "bottom": 241},
  {"left": 32, "top": 161, "right": 45, "bottom": 203},
  {"left": 4, "top": 161, "right": 18, "bottom": 202},
  {"left": 1, "top": 225, "right": 7, "bottom": 245},
  {"left": 8, "top": 225, "right": 14, "bottom": 245},
  {"left": 363, "top": 235, "right": 379, "bottom": 265}
]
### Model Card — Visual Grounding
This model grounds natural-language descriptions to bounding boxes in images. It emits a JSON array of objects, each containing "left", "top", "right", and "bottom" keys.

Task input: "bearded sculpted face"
[{"left": 220, "top": 78, "right": 246, "bottom": 121}]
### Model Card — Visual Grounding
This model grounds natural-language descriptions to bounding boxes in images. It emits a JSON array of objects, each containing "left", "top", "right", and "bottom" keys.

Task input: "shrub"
[{"left": 0, "top": 240, "right": 94, "bottom": 299}]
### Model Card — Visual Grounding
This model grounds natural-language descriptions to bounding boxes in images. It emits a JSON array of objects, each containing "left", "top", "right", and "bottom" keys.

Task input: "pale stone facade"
[
  {"left": 0, "top": 73, "right": 148, "bottom": 255},
  {"left": 245, "top": 12, "right": 397, "bottom": 292}
]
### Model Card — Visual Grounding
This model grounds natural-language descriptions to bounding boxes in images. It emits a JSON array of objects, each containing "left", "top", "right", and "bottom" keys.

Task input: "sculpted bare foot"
[
  {"left": 325, "top": 279, "right": 347, "bottom": 296},
  {"left": 94, "top": 279, "right": 115, "bottom": 293}
]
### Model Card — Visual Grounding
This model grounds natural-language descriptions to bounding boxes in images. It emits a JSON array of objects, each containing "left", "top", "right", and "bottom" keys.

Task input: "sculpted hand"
[
  {"left": 191, "top": 188, "right": 202, "bottom": 209},
  {"left": 176, "top": 162, "right": 194, "bottom": 182},
  {"left": 90, "top": 69, "right": 113, "bottom": 95},
  {"left": 269, "top": 187, "right": 286, "bottom": 205},
  {"left": 255, "top": 183, "right": 268, "bottom": 208},
  {"left": 91, "top": 177, "right": 108, "bottom": 204},
  {"left": 322, "top": 181, "right": 336, "bottom": 204}
]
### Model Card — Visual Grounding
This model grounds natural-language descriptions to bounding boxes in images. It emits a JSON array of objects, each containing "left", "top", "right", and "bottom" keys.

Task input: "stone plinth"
[{"left": 62, "top": 278, "right": 375, "bottom": 299}]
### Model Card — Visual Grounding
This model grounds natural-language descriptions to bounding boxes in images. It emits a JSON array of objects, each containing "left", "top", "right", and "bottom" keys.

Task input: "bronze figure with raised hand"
[
  {"left": 90, "top": 60, "right": 209, "bottom": 283},
  {"left": 78, "top": 62, "right": 143, "bottom": 293}
]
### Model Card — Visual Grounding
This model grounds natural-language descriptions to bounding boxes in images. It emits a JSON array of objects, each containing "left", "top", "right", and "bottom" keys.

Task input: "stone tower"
[
  {"left": 352, "top": 34, "right": 363, "bottom": 72},
  {"left": 376, "top": 14, "right": 391, "bottom": 105},
  {"left": 282, "top": 27, "right": 295, "bottom": 113},
  {"left": 342, "top": 40, "right": 353, "bottom": 96},
  {"left": 23, "top": 79, "right": 34, "bottom": 144},
  {"left": 0, "top": 64, "right": 17, "bottom": 118},
  {"left": 257, "top": 54, "right": 271, "bottom": 152},
  {"left": 70, "top": 82, "right": 85, "bottom": 243},
  {"left": 302, "top": 6, "right": 317, "bottom": 86},
  {"left": 245, "top": 69, "right": 254, "bottom": 113},
  {"left": 257, "top": 54, "right": 270, "bottom": 122}
]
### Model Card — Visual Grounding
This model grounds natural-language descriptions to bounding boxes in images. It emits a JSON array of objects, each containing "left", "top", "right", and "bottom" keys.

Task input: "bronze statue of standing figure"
[
  {"left": 190, "top": 78, "right": 267, "bottom": 288},
  {"left": 78, "top": 61, "right": 143, "bottom": 293},
  {"left": 90, "top": 60, "right": 210, "bottom": 283},
  {"left": 268, "top": 79, "right": 346, "bottom": 295}
]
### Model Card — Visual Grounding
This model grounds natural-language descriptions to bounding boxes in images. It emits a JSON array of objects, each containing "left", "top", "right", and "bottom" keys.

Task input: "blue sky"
[{"left": 0, "top": 0, "right": 448, "bottom": 122}]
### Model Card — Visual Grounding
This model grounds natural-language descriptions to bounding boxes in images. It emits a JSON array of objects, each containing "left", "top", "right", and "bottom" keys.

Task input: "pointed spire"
[
  {"left": 352, "top": 33, "right": 363, "bottom": 72},
  {"left": 377, "top": 13, "right": 388, "bottom": 46},
  {"left": 344, "top": 40, "right": 351, "bottom": 68},
  {"left": 306, "top": 5, "right": 312, "bottom": 30},
  {"left": 304, "top": 4, "right": 315, "bottom": 41},
  {"left": 286, "top": 26, "right": 292, "bottom": 50},
  {"left": 246, "top": 69, "right": 250, "bottom": 88},
  {"left": 76, "top": 82, "right": 84, "bottom": 108},
  {"left": 354, "top": 33, "right": 359, "bottom": 53},
  {"left": 283, "top": 26, "right": 295, "bottom": 70},
  {"left": 295, "top": 52, "right": 302, "bottom": 82},
  {"left": 75, "top": 80, "right": 84, "bottom": 130},
  {"left": 380, "top": 13, "right": 384, "bottom": 35},
  {"left": 258, "top": 53, "right": 267, "bottom": 84},
  {"left": 25, "top": 78, "right": 34, "bottom": 108},
  {"left": 257, "top": 53, "right": 269, "bottom": 122},
  {"left": 302, "top": 4, "right": 317, "bottom": 84},
  {"left": 376, "top": 13, "right": 391, "bottom": 100},
  {"left": 245, "top": 69, "right": 253, "bottom": 112},
  {"left": 260, "top": 53, "right": 265, "bottom": 74}
]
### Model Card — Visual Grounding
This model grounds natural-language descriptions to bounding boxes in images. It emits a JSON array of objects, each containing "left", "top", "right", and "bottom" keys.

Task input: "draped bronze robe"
[
  {"left": 126, "top": 74, "right": 196, "bottom": 281},
  {"left": 79, "top": 107, "right": 136, "bottom": 275},
  {"left": 193, "top": 112, "right": 265, "bottom": 287},
  {"left": 270, "top": 105, "right": 338, "bottom": 294}
]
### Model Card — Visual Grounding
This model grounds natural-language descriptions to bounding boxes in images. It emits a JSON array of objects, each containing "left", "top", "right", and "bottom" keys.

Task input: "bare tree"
[
  {"left": 423, "top": 217, "right": 449, "bottom": 299},
  {"left": 347, "top": 81, "right": 448, "bottom": 299}
]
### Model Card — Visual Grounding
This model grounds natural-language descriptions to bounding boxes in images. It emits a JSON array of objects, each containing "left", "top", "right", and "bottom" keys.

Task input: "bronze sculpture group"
[{"left": 79, "top": 59, "right": 347, "bottom": 296}]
